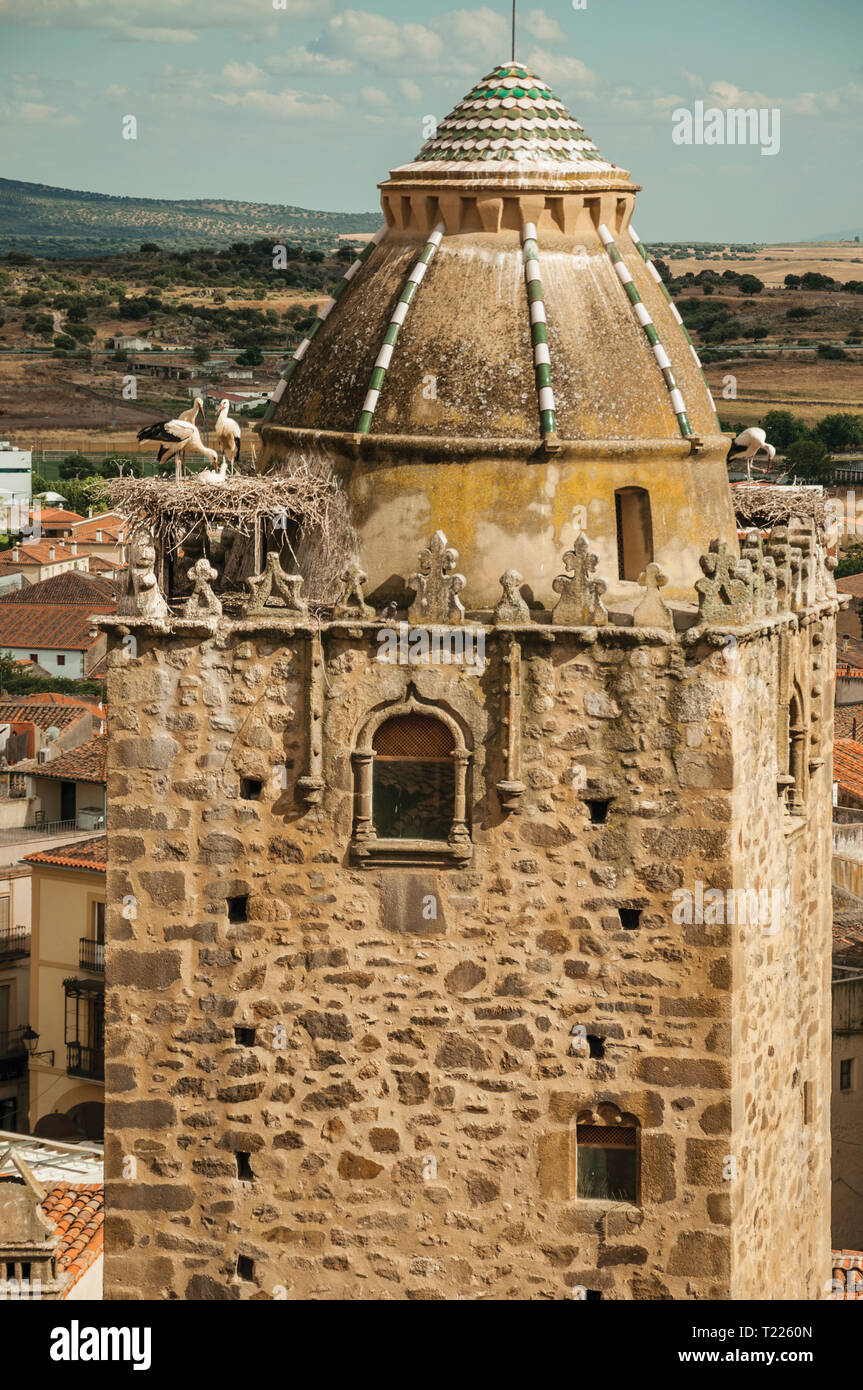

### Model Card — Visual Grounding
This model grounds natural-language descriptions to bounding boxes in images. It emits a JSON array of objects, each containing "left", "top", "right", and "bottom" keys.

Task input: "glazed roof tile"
[
  {"left": 393, "top": 61, "right": 626, "bottom": 181},
  {"left": 24, "top": 833, "right": 107, "bottom": 871}
]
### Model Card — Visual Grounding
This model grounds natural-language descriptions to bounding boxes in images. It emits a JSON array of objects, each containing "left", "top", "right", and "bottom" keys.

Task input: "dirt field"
[
  {"left": 666, "top": 242, "right": 863, "bottom": 287},
  {"left": 705, "top": 358, "right": 863, "bottom": 427}
]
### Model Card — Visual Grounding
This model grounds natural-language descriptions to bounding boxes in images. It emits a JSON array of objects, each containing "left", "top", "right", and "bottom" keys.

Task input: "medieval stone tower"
[{"left": 103, "top": 63, "right": 836, "bottom": 1300}]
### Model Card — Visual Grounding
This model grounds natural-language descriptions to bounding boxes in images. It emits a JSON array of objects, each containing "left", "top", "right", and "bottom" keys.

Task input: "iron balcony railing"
[
  {"left": 0, "top": 819, "right": 79, "bottom": 845},
  {"left": 0, "top": 1027, "right": 26, "bottom": 1059},
  {"left": 0, "top": 927, "right": 29, "bottom": 960},
  {"left": 78, "top": 937, "right": 105, "bottom": 972},
  {"left": 66, "top": 1042, "right": 104, "bottom": 1081}
]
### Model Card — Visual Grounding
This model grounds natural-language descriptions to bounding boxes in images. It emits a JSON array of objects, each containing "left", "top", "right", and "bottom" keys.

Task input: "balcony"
[
  {"left": 66, "top": 1042, "right": 104, "bottom": 1082},
  {"left": 0, "top": 927, "right": 29, "bottom": 961},
  {"left": 0, "top": 1027, "right": 27, "bottom": 1080},
  {"left": 78, "top": 937, "right": 105, "bottom": 972}
]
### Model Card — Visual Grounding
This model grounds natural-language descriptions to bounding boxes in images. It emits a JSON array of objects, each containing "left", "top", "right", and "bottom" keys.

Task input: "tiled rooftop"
[
  {"left": 832, "top": 914, "right": 863, "bottom": 967},
  {"left": 0, "top": 571, "right": 116, "bottom": 607},
  {"left": 834, "top": 703, "right": 863, "bottom": 741},
  {"left": 0, "top": 603, "right": 104, "bottom": 651},
  {"left": 833, "top": 739, "right": 863, "bottom": 800},
  {"left": 836, "top": 574, "right": 863, "bottom": 598},
  {"left": 69, "top": 512, "right": 126, "bottom": 543},
  {"left": 37, "top": 509, "right": 86, "bottom": 527},
  {"left": 18, "top": 734, "right": 106, "bottom": 784},
  {"left": 24, "top": 833, "right": 107, "bottom": 871},
  {"left": 41, "top": 1182, "right": 104, "bottom": 1293},
  {"left": 0, "top": 542, "right": 79, "bottom": 566},
  {"left": 0, "top": 697, "right": 90, "bottom": 730}
]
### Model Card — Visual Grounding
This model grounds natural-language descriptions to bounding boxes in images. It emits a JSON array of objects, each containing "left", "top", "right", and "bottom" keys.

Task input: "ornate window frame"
[{"left": 350, "top": 692, "right": 472, "bottom": 867}]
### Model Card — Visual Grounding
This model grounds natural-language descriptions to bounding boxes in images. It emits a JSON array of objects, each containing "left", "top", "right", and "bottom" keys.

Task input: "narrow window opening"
[
  {"left": 235, "top": 1026, "right": 256, "bottom": 1046},
  {"left": 788, "top": 690, "right": 806, "bottom": 815},
  {"left": 585, "top": 1289, "right": 603, "bottom": 1302},
  {"left": 576, "top": 1124, "right": 638, "bottom": 1203},
  {"left": 803, "top": 1080, "right": 814, "bottom": 1124},
  {"left": 615, "top": 487, "right": 653, "bottom": 582},
  {"left": 840, "top": 1058, "right": 853, "bottom": 1091},
  {"left": 587, "top": 1035, "right": 605, "bottom": 1060},
  {"left": 236, "top": 1255, "right": 255, "bottom": 1281},
  {"left": 618, "top": 908, "right": 642, "bottom": 929},
  {"left": 227, "top": 895, "right": 248, "bottom": 923},
  {"left": 239, "top": 777, "right": 263, "bottom": 801},
  {"left": 236, "top": 1151, "right": 254, "bottom": 1182},
  {"left": 587, "top": 799, "right": 610, "bottom": 824}
]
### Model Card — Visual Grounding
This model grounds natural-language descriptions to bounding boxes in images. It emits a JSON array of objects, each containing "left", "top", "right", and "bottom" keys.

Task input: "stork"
[
  {"left": 136, "top": 417, "right": 218, "bottom": 484},
  {"left": 172, "top": 397, "right": 205, "bottom": 478},
  {"left": 214, "top": 398, "right": 242, "bottom": 473},
  {"left": 196, "top": 458, "right": 230, "bottom": 486},
  {"left": 726, "top": 427, "right": 776, "bottom": 483}
]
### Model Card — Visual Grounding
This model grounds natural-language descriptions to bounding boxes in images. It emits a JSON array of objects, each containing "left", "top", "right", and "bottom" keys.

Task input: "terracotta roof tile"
[
  {"left": 834, "top": 703, "right": 863, "bottom": 741},
  {"left": 832, "top": 915, "right": 863, "bottom": 966},
  {"left": 24, "top": 833, "right": 106, "bottom": 871},
  {"left": 0, "top": 542, "right": 79, "bottom": 566},
  {"left": 0, "top": 697, "right": 92, "bottom": 730},
  {"left": 0, "top": 603, "right": 104, "bottom": 651},
  {"left": 41, "top": 1182, "right": 104, "bottom": 1292},
  {"left": 0, "top": 571, "right": 116, "bottom": 607},
  {"left": 831, "top": 1250, "right": 863, "bottom": 1299},
  {"left": 833, "top": 739, "right": 863, "bottom": 800},
  {"left": 69, "top": 513, "right": 126, "bottom": 543},
  {"left": 17, "top": 734, "right": 106, "bottom": 784},
  {"left": 37, "top": 509, "right": 85, "bottom": 526}
]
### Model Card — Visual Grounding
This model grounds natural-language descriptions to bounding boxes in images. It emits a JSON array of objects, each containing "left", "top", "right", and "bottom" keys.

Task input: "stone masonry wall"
[{"left": 102, "top": 616, "right": 830, "bottom": 1300}]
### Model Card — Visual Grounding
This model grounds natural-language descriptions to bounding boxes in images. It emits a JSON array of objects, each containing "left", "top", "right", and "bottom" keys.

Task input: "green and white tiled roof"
[{"left": 392, "top": 62, "right": 626, "bottom": 181}]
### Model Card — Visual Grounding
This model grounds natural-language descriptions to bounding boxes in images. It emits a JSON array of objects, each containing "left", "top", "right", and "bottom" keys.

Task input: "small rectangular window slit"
[
  {"left": 618, "top": 908, "right": 641, "bottom": 929},
  {"left": 240, "top": 778, "right": 263, "bottom": 800},
  {"left": 227, "top": 895, "right": 248, "bottom": 923},
  {"left": 236, "top": 1255, "right": 255, "bottom": 1281},
  {"left": 236, "top": 1151, "right": 254, "bottom": 1182},
  {"left": 235, "top": 1026, "right": 256, "bottom": 1047}
]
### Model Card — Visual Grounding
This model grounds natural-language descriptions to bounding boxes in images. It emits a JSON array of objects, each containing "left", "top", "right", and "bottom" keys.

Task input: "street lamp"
[{"left": 22, "top": 1026, "right": 54, "bottom": 1066}]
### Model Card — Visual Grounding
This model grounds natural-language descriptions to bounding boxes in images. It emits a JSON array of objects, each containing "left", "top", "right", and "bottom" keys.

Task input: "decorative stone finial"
[
  {"left": 333, "top": 563, "right": 374, "bottom": 620},
  {"left": 244, "top": 552, "right": 309, "bottom": 619},
  {"left": 183, "top": 557, "right": 222, "bottom": 619},
  {"left": 551, "top": 535, "right": 608, "bottom": 627},
  {"left": 493, "top": 570, "right": 531, "bottom": 625},
  {"left": 408, "top": 530, "right": 466, "bottom": 624},
  {"left": 118, "top": 533, "right": 168, "bottom": 620},
  {"left": 695, "top": 540, "right": 753, "bottom": 625},
  {"left": 633, "top": 562, "right": 673, "bottom": 631},
  {"left": 740, "top": 530, "right": 778, "bottom": 617}
]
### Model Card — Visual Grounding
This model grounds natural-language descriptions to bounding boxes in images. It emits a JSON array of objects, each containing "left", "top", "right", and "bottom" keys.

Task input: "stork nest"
[
  {"left": 99, "top": 459, "right": 357, "bottom": 604},
  {"left": 733, "top": 484, "right": 827, "bottom": 529}
]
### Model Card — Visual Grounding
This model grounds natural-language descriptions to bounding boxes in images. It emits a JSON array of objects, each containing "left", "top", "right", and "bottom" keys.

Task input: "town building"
[
  {"left": 13, "top": 735, "right": 107, "bottom": 831},
  {"left": 24, "top": 835, "right": 106, "bottom": 1143},
  {"left": 0, "top": 866, "right": 32, "bottom": 1130},
  {"left": 0, "top": 603, "right": 108, "bottom": 679},
  {"left": 0, "top": 542, "right": 89, "bottom": 586},
  {"left": 68, "top": 513, "right": 127, "bottom": 571},
  {"left": 100, "top": 61, "right": 837, "bottom": 1300},
  {"left": 0, "top": 441, "right": 32, "bottom": 506},
  {"left": 0, "top": 1133, "right": 103, "bottom": 1299}
]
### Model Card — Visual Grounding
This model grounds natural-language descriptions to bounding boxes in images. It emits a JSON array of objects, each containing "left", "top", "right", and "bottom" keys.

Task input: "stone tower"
[{"left": 103, "top": 63, "right": 836, "bottom": 1301}]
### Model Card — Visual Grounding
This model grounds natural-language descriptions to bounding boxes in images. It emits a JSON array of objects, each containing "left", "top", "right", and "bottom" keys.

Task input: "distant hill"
[{"left": 0, "top": 177, "right": 380, "bottom": 258}]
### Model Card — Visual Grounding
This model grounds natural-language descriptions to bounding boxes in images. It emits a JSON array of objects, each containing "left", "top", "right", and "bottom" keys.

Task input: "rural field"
[{"left": 0, "top": 237, "right": 859, "bottom": 453}]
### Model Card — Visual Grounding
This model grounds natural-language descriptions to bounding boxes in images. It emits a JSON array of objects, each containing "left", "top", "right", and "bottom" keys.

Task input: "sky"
[{"left": 0, "top": 0, "right": 860, "bottom": 242}]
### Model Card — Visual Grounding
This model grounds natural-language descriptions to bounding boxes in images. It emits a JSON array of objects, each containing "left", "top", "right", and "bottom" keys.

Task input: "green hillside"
[{"left": 0, "top": 177, "right": 379, "bottom": 258}]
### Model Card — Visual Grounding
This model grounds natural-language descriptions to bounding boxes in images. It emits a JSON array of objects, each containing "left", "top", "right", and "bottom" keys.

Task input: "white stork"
[
  {"left": 726, "top": 427, "right": 777, "bottom": 483},
  {"left": 173, "top": 396, "right": 205, "bottom": 478},
  {"left": 214, "top": 398, "right": 242, "bottom": 473},
  {"left": 137, "top": 417, "right": 218, "bottom": 484},
  {"left": 196, "top": 458, "right": 230, "bottom": 486}
]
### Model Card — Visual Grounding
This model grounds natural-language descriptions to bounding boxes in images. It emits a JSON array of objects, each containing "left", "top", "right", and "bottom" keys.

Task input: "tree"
[
  {"left": 192, "top": 343, "right": 210, "bottom": 365},
  {"left": 817, "top": 343, "right": 849, "bottom": 360},
  {"left": 760, "top": 410, "right": 809, "bottom": 450},
  {"left": 140, "top": 242, "right": 161, "bottom": 253},
  {"left": 236, "top": 345, "right": 263, "bottom": 366},
  {"left": 815, "top": 413, "right": 863, "bottom": 451},
  {"left": 53, "top": 334, "right": 76, "bottom": 351},
  {"left": 785, "top": 438, "right": 831, "bottom": 479},
  {"left": 784, "top": 274, "right": 801, "bottom": 289},
  {"left": 738, "top": 274, "right": 764, "bottom": 296}
]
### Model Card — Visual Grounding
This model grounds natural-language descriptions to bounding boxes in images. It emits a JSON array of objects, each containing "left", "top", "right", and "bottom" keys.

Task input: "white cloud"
[
  {"left": 521, "top": 9, "right": 566, "bottom": 44},
  {"left": 265, "top": 50, "right": 354, "bottom": 76},
  {"left": 215, "top": 88, "right": 342, "bottom": 120},
  {"left": 524, "top": 49, "right": 597, "bottom": 91},
  {"left": 0, "top": 97, "right": 77, "bottom": 124},
  {"left": 104, "top": 84, "right": 127, "bottom": 98},
  {"left": 398, "top": 79, "right": 422, "bottom": 104},
  {"left": 360, "top": 86, "right": 389, "bottom": 108},
  {"left": 312, "top": 7, "right": 509, "bottom": 75},
  {"left": 0, "top": 0, "right": 333, "bottom": 37},
  {"left": 221, "top": 61, "right": 266, "bottom": 89},
  {"left": 118, "top": 27, "right": 199, "bottom": 44}
]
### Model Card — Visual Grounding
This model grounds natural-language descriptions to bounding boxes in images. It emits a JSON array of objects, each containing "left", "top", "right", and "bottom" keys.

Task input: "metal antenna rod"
[{"left": 511, "top": 0, "right": 516, "bottom": 61}]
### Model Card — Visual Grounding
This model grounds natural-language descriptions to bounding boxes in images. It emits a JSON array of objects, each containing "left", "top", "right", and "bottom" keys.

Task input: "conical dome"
[
  {"left": 391, "top": 61, "right": 627, "bottom": 185},
  {"left": 260, "top": 59, "right": 735, "bottom": 607}
]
